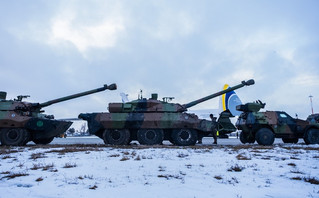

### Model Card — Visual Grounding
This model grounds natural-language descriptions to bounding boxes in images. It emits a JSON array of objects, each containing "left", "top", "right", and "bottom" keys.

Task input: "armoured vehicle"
[
  {"left": 236, "top": 101, "right": 319, "bottom": 145},
  {"left": 0, "top": 84, "right": 117, "bottom": 146},
  {"left": 79, "top": 79, "right": 254, "bottom": 146},
  {"left": 307, "top": 113, "right": 319, "bottom": 124}
]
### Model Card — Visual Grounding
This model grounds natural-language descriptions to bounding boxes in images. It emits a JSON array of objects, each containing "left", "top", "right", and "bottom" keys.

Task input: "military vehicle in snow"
[
  {"left": 0, "top": 84, "right": 117, "bottom": 146},
  {"left": 236, "top": 101, "right": 319, "bottom": 145},
  {"left": 307, "top": 113, "right": 319, "bottom": 124},
  {"left": 79, "top": 79, "right": 254, "bottom": 146}
]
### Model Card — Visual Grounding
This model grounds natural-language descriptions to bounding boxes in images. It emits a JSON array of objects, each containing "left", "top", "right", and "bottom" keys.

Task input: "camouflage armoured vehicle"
[
  {"left": 0, "top": 84, "right": 117, "bottom": 146},
  {"left": 236, "top": 101, "right": 319, "bottom": 145},
  {"left": 307, "top": 113, "right": 319, "bottom": 124},
  {"left": 79, "top": 79, "right": 254, "bottom": 146}
]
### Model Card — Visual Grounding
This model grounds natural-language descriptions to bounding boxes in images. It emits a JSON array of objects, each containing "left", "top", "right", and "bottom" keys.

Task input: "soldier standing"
[{"left": 210, "top": 114, "right": 218, "bottom": 144}]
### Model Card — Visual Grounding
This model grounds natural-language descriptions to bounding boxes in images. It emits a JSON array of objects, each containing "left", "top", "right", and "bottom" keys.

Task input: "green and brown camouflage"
[
  {"left": 0, "top": 84, "right": 117, "bottom": 146},
  {"left": 79, "top": 79, "right": 254, "bottom": 146},
  {"left": 236, "top": 101, "right": 319, "bottom": 145}
]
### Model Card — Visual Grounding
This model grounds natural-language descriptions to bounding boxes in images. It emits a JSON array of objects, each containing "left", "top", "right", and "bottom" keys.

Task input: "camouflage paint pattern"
[
  {"left": 0, "top": 84, "right": 116, "bottom": 146},
  {"left": 236, "top": 101, "right": 319, "bottom": 145},
  {"left": 81, "top": 112, "right": 212, "bottom": 134},
  {"left": 79, "top": 80, "right": 255, "bottom": 146}
]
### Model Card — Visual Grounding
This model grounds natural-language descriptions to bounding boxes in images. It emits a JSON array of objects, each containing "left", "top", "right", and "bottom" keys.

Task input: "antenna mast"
[{"left": 309, "top": 95, "right": 314, "bottom": 114}]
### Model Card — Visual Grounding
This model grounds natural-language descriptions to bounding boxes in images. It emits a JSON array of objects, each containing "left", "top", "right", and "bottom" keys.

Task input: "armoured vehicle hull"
[
  {"left": 80, "top": 112, "right": 212, "bottom": 146},
  {"left": 0, "top": 114, "right": 72, "bottom": 146},
  {"left": 236, "top": 101, "right": 319, "bottom": 145},
  {"left": 0, "top": 84, "right": 117, "bottom": 146},
  {"left": 79, "top": 80, "right": 255, "bottom": 146},
  {"left": 307, "top": 113, "right": 319, "bottom": 124}
]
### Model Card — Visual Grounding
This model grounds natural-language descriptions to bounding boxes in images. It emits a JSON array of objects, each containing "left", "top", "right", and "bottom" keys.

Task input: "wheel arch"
[
  {"left": 253, "top": 125, "right": 275, "bottom": 134},
  {"left": 304, "top": 125, "right": 319, "bottom": 132}
]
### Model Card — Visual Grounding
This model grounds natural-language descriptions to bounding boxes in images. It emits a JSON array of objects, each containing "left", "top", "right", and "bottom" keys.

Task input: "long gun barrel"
[
  {"left": 39, "top": 84, "right": 117, "bottom": 108},
  {"left": 182, "top": 79, "right": 254, "bottom": 109}
]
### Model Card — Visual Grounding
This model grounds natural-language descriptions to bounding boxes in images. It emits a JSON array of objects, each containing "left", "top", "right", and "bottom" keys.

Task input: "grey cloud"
[{"left": 1, "top": 0, "right": 319, "bottom": 119}]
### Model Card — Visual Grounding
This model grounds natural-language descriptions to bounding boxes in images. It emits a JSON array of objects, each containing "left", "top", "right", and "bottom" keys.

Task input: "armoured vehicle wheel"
[
  {"left": 103, "top": 129, "right": 130, "bottom": 145},
  {"left": 171, "top": 129, "right": 198, "bottom": 146},
  {"left": 247, "top": 136, "right": 255, "bottom": 143},
  {"left": 239, "top": 132, "right": 247, "bottom": 144},
  {"left": 33, "top": 137, "right": 54, "bottom": 145},
  {"left": 256, "top": 128, "right": 275, "bottom": 146},
  {"left": 137, "top": 129, "right": 164, "bottom": 145},
  {"left": 239, "top": 132, "right": 255, "bottom": 144},
  {"left": 282, "top": 138, "right": 298, "bottom": 144},
  {"left": 102, "top": 136, "right": 108, "bottom": 144},
  {"left": 304, "top": 128, "right": 319, "bottom": 144},
  {"left": 0, "top": 128, "right": 30, "bottom": 146}
]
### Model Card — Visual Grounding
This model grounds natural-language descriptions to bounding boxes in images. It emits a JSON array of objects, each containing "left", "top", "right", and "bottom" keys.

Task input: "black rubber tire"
[
  {"left": 171, "top": 129, "right": 198, "bottom": 146},
  {"left": 240, "top": 132, "right": 255, "bottom": 144},
  {"left": 0, "top": 128, "right": 30, "bottom": 146},
  {"left": 256, "top": 128, "right": 275, "bottom": 146},
  {"left": 137, "top": 129, "right": 164, "bottom": 145},
  {"left": 103, "top": 129, "right": 130, "bottom": 145},
  {"left": 247, "top": 136, "right": 256, "bottom": 144},
  {"left": 102, "top": 132, "right": 108, "bottom": 144},
  {"left": 239, "top": 132, "right": 247, "bottom": 144},
  {"left": 304, "top": 128, "right": 319, "bottom": 144},
  {"left": 282, "top": 138, "right": 298, "bottom": 144},
  {"left": 33, "top": 137, "right": 54, "bottom": 145}
]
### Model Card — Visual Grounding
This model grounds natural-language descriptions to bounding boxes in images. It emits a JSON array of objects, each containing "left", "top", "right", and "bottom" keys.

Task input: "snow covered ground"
[{"left": 0, "top": 144, "right": 318, "bottom": 198}]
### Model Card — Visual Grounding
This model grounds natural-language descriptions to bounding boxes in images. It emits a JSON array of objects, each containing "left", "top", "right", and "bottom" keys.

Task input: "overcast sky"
[{"left": 1, "top": 0, "right": 318, "bottom": 119}]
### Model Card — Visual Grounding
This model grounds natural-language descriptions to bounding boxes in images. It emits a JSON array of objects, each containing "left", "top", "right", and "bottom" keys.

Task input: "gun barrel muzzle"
[
  {"left": 243, "top": 79, "right": 255, "bottom": 86},
  {"left": 106, "top": 83, "right": 117, "bottom": 90}
]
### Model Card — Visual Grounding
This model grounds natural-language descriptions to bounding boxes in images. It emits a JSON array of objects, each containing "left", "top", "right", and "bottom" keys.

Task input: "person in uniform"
[{"left": 210, "top": 114, "right": 218, "bottom": 144}]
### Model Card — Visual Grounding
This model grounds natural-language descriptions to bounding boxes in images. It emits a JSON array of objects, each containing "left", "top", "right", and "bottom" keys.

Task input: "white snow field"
[{"left": 0, "top": 144, "right": 318, "bottom": 198}]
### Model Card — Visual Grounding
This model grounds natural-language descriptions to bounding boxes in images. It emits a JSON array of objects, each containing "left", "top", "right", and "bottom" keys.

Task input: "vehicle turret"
[
  {"left": 108, "top": 79, "right": 254, "bottom": 113},
  {"left": 236, "top": 100, "right": 265, "bottom": 112},
  {"left": 1, "top": 84, "right": 117, "bottom": 115}
]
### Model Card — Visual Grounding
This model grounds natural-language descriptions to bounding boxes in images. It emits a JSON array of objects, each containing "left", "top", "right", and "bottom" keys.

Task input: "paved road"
[{"left": 44, "top": 136, "right": 301, "bottom": 146}]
